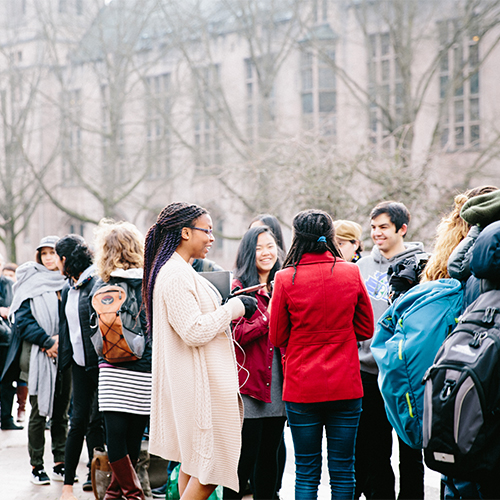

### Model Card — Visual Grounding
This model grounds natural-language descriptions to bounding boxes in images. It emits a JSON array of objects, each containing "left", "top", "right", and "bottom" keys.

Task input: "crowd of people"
[{"left": 0, "top": 188, "right": 499, "bottom": 500}]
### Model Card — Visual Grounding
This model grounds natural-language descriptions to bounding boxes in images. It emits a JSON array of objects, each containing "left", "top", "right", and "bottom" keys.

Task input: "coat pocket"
[{"left": 192, "top": 347, "right": 213, "bottom": 459}]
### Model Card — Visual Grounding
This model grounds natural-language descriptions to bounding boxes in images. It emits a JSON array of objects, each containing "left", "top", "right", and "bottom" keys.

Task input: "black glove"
[{"left": 238, "top": 295, "right": 258, "bottom": 319}]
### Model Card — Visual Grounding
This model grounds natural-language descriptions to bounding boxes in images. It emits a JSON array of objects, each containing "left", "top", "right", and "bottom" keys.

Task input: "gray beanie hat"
[{"left": 460, "top": 189, "right": 500, "bottom": 227}]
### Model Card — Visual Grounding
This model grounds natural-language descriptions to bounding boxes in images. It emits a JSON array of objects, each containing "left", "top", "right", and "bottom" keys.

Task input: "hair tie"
[{"left": 317, "top": 236, "right": 327, "bottom": 243}]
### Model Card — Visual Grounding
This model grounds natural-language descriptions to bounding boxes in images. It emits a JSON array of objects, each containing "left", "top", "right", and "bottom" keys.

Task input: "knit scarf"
[{"left": 11, "top": 262, "right": 67, "bottom": 417}]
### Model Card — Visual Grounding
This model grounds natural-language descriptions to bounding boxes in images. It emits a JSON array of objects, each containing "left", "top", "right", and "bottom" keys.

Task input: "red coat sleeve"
[
  {"left": 232, "top": 304, "right": 270, "bottom": 346},
  {"left": 231, "top": 279, "right": 270, "bottom": 346},
  {"left": 353, "top": 268, "right": 375, "bottom": 341},
  {"left": 269, "top": 271, "right": 291, "bottom": 348}
]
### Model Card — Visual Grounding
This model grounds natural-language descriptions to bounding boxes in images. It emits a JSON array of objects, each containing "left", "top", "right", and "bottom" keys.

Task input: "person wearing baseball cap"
[
  {"left": 334, "top": 220, "right": 364, "bottom": 262},
  {"left": 4, "top": 235, "right": 69, "bottom": 485}
]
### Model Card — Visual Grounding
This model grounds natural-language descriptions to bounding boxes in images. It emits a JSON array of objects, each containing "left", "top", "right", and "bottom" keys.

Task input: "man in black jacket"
[{"left": 0, "top": 263, "right": 19, "bottom": 430}]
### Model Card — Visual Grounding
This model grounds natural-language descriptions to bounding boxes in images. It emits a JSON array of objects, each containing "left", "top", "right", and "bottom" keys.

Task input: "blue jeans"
[{"left": 286, "top": 398, "right": 362, "bottom": 500}]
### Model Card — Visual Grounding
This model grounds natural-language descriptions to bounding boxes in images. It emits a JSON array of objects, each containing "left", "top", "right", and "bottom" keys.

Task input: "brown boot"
[
  {"left": 109, "top": 455, "right": 145, "bottom": 500},
  {"left": 104, "top": 472, "right": 125, "bottom": 500},
  {"left": 16, "top": 384, "right": 28, "bottom": 423}
]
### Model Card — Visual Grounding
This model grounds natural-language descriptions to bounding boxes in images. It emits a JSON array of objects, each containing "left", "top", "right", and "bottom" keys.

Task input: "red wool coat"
[{"left": 269, "top": 252, "right": 374, "bottom": 403}]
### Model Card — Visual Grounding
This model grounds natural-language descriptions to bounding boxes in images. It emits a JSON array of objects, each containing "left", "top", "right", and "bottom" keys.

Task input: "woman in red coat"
[
  {"left": 269, "top": 209, "right": 374, "bottom": 500},
  {"left": 224, "top": 225, "right": 286, "bottom": 500}
]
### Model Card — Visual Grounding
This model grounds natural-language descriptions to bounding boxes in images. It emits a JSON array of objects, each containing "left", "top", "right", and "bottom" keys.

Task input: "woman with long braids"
[
  {"left": 143, "top": 202, "right": 257, "bottom": 500},
  {"left": 269, "top": 209, "right": 374, "bottom": 500},
  {"left": 223, "top": 225, "right": 285, "bottom": 500}
]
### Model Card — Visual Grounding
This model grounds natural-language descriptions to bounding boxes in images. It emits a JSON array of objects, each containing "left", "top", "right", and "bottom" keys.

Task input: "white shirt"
[{"left": 66, "top": 265, "right": 95, "bottom": 367}]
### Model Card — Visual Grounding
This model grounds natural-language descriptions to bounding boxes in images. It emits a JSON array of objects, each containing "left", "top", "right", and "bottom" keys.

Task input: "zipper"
[
  {"left": 429, "top": 362, "right": 485, "bottom": 413},
  {"left": 454, "top": 381, "right": 476, "bottom": 444},
  {"left": 406, "top": 392, "right": 414, "bottom": 418}
]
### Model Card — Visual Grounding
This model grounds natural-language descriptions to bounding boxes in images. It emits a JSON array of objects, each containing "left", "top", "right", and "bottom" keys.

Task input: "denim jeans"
[{"left": 286, "top": 398, "right": 362, "bottom": 500}]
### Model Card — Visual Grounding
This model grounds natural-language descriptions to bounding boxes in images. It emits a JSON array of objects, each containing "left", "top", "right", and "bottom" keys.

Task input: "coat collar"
[{"left": 294, "top": 251, "right": 341, "bottom": 266}]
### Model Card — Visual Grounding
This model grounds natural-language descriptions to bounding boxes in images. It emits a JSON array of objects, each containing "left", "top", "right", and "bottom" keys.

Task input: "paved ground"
[{"left": 0, "top": 414, "right": 441, "bottom": 500}]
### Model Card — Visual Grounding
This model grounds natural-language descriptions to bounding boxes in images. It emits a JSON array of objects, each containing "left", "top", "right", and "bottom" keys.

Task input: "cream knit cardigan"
[{"left": 149, "top": 253, "right": 244, "bottom": 491}]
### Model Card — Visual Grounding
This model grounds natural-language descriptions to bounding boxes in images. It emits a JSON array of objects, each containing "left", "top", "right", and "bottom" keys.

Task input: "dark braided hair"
[
  {"left": 283, "top": 209, "right": 342, "bottom": 283},
  {"left": 142, "top": 202, "right": 208, "bottom": 337},
  {"left": 55, "top": 234, "right": 94, "bottom": 281}
]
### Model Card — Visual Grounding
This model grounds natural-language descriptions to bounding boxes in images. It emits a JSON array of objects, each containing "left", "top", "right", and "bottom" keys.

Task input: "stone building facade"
[{"left": 0, "top": 0, "right": 499, "bottom": 266}]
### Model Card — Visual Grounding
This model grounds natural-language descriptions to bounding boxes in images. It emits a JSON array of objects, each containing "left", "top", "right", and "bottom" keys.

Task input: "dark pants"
[
  {"left": 398, "top": 437, "right": 424, "bottom": 500},
  {"left": 0, "top": 379, "right": 17, "bottom": 426},
  {"left": 0, "top": 345, "right": 17, "bottom": 427},
  {"left": 286, "top": 399, "right": 362, "bottom": 500},
  {"left": 28, "top": 368, "right": 72, "bottom": 467},
  {"left": 355, "top": 371, "right": 395, "bottom": 500},
  {"left": 224, "top": 416, "right": 287, "bottom": 500},
  {"left": 104, "top": 411, "right": 149, "bottom": 464},
  {"left": 64, "top": 363, "right": 104, "bottom": 485},
  {"left": 355, "top": 371, "right": 424, "bottom": 500}
]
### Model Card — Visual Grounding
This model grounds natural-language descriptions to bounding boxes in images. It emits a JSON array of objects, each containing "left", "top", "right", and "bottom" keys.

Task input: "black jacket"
[
  {"left": 0, "top": 276, "right": 14, "bottom": 378},
  {"left": 1, "top": 299, "right": 58, "bottom": 381},
  {"left": 0, "top": 276, "right": 12, "bottom": 309},
  {"left": 59, "top": 275, "right": 99, "bottom": 373},
  {"left": 16, "top": 300, "right": 56, "bottom": 349}
]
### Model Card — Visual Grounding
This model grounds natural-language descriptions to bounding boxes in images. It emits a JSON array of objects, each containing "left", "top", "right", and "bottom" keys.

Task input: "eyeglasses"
[{"left": 190, "top": 226, "right": 214, "bottom": 236}]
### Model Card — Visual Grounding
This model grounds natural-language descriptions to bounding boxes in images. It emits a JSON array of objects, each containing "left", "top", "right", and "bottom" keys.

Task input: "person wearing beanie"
[
  {"left": 334, "top": 220, "right": 363, "bottom": 262},
  {"left": 438, "top": 220, "right": 500, "bottom": 500},
  {"left": 460, "top": 188, "right": 500, "bottom": 227},
  {"left": 469, "top": 220, "right": 500, "bottom": 284}
]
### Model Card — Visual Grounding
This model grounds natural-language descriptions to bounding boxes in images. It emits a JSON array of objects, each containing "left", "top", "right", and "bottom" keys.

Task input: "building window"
[
  {"left": 145, "top": 73, "right": 171, "bottom": 179},
  {"left": 69, "top": 223, "right": 85, "bottom": 236},
  {"left": 438, "top": 20, "right": 480, "bottom": 151},
  {"left": 100, "top": 85, "right": 128, "bottom": 184},
  {"left": 61, "top": 89, "right": 82, "bottom": 186},
  {"left": 194, "top": 64, "right": 221, "bottom": 170},
  {"left": 312, "top": 0, "right": 329, "bottom": 24},
  {"left": 367, "top": 32, "right": 402, "bottom": 150},
  {"left": 300, "top": 46, "right": 337, "bottom": 137},
  {"left": 244, "top": 58, "right": 276, "bottom": 143}
]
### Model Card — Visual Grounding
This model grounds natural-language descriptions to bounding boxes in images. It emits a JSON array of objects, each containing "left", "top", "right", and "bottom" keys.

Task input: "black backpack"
[{"left": 422, "top": 289, "right": 500, "bottom": 482}]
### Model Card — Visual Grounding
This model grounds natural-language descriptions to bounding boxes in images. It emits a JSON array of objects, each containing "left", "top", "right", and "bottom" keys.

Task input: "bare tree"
[
  {"left": 31, "top": 0, "right": 180, "bottom": 225},
  {"left": 0, "top": 7, "right": 60, "bottom": 261}
]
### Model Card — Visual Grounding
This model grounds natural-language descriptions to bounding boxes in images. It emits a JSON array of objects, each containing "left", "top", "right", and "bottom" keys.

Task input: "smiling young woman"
[
  {"left": 143, "top": 202, "right": 257, "bottom": 500},
  {"left": 175, "top": 213, "right": 215, "bottom": 263},
  {"left": 224, "top": 225, "right": 286, "bottom": 500}
]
